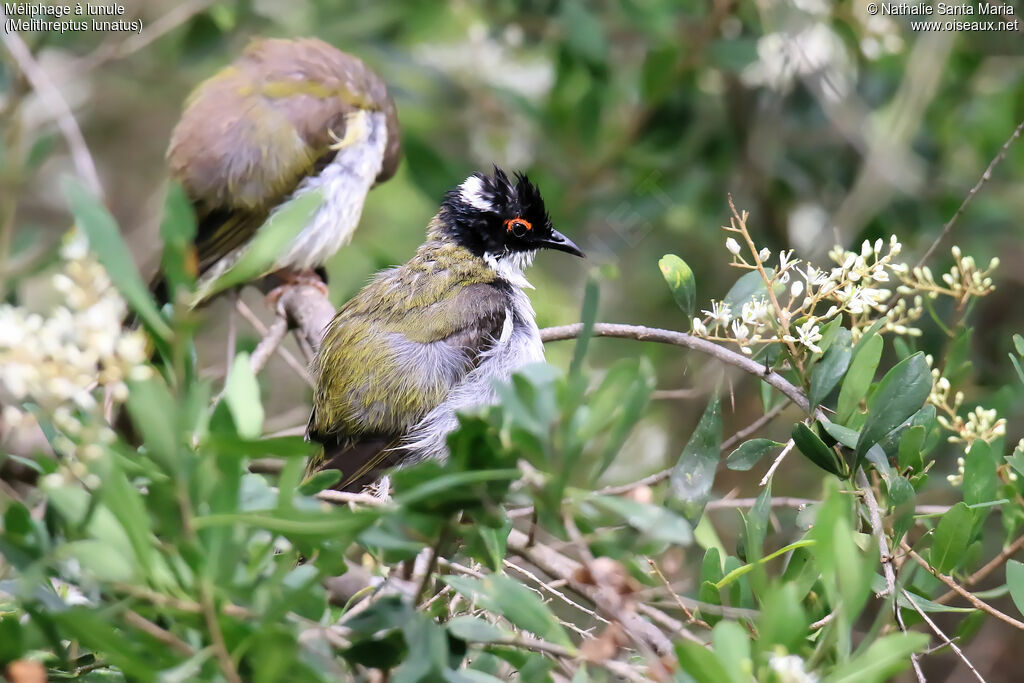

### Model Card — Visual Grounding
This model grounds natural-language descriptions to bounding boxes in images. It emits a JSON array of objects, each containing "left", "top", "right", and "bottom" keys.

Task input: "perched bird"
[
  {"left": 164, "top": 36, "right": 401, "bottom": 302},
  {"left": 307, "top": 168, "right": 584, "bottom": 491}
]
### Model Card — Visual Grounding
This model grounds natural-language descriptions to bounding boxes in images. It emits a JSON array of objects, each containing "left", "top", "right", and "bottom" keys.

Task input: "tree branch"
[{"left": 0, "top": 14, "right": 103, "bottom": 197}]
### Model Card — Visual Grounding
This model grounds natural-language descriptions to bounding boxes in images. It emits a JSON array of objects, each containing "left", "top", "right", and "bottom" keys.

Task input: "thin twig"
[
  {"left": 250, "top": 317, "right": 288, "bottom": 375},
  {"left": 858, "top": 469, "right": 897, "bottom": 598},
  {"left": 758, "top": 438, "right": 796, "bottom": 486},
  {"left": 200, "top": 579, "right": 242, "bottom": 683},
  {"left": 540, "top": 323, "right": 812, "bottom": 414},
  {"left": 234, "top": 298, "right": 313, "bottom": 386},
  {"left": 504, "top": 559, "right": 610, "bottom": 627},
  {"left": 122, "top": 610, "right": 193, "bottom": 656},
  {"left": 646, "top": 558, "right": 710, "bottom": 629},
  {"left": 917, "top": 117, "right": 1024, "bottom": 266},
  {"left": 0, "top": 15, "right": 103, "bottom": 197},
  {"left": 652, "top": 387, "right": 705, "bottom": 400},
  {"left": 900, "top": 588, "right": 985, "bottom": 682},
  {"left": 902, "top": 543, "right": 1024, "bottom": 631}
]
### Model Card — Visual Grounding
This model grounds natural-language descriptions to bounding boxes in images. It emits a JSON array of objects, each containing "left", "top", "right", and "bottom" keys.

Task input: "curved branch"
[{"left": 540, "top": 323, "right": 811, "bottom": 413}]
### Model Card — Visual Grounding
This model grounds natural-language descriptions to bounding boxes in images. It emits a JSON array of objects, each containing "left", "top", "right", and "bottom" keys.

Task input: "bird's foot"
[
  {"left": 264, "top": 268, "right": 330, "bottom": 312},
  {"left": 328, "top": 109, "right": 370, "bottom": 151}
]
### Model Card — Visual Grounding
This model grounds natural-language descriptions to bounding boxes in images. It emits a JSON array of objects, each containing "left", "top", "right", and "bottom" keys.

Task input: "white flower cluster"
[
  {"left": 0, "top": 232, "right": 151, "bottom": 455},
  {"left": 928, "top": 358, "right": 1006, "bottom": 456},
  {"left": 768, "top": 652, "right": 818, "bottom": 683},
  {"left": 691, "top": 208, "right": 997, "bottom": 366}
]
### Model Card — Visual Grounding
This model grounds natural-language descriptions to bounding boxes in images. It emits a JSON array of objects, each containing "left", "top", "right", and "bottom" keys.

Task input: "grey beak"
[{"left": 541, "top": 229, "right": 585, "bottom": 258}]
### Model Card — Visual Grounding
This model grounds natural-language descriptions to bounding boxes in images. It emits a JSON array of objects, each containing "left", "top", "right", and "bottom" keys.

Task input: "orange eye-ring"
[{"left": 505, "top": 217, "right": 532, "bottom": 235}]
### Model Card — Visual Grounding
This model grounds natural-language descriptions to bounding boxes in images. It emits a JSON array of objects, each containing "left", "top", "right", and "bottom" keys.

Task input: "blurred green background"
[{"left": 3, "top": 0, "right": 1024, "bottom": 537}]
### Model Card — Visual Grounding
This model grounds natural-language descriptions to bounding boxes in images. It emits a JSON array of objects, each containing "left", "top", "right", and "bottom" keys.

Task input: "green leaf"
[
  {"left": 898, "top": 425, "right": 926, "bottom": 474},
  {"left": 125, "top": 378, "right": 180, "bottom": 473},
  {"left": 824, "top": 633, "right": 929, "bottom": 683},
  {"left": 447, "top": 616, "right": 506, "bottom": 644},
  {"left": 809, "top": 328, "right": 852, "bottom": 407},
  {"left": 726, "top": 438, "right": 783, "bottom": 472},
  {"left": 192, "top": 508, "right": 379, "bottom": 541},
  {"left": 1007, "top": 560, "right": 1024, "bottom": 618},
  {"left": 714, "top": 539, "right": 815, "bottom": 589},
  {"left": 659, "top": 254, "right": 696, "bottom": 318},
  {"left": 442, "top": 575, "right": 574, "bottom": 650},
  {"left": 723, "top": 268, "right": 777, "bottom": 311},
  {"left": 930, "top": 502, "right": 977, "bottom": 574},
  {"left": 298, "top": 469, "right": 342, "bottom": 496},
  {"left": 837, "top": 333, "right": 883, "bottom": 424},
  {"left": 819, "top": 420, "right": 859, "bottom": 449},
  {"left": 963, "top": 439, "right": 996, "bottom": 507},
  {"left": 669, "top": 396, "right": 722, "bottom": 520},
  {"left": 224, "top": 352, "right": 264, "bottom": 439},
  {"left": 793, "top": 423, "right": 845, "bottom": 477},
  {"left": 855, "top": 353, "right": 931, "bottom": 462},
  {"left": 676, "top": 640, "right": 732, "bottom": 683},
  {"left": 196, "top": 188, "right": 324, "bottom": 301},
  {"left": 588, "top": 495, "right": 692, "bottom": 545},
  {"left": 159, "top": 182, "right": 198, "bottom": 296},
  {"left": 711, "top": 621, "right": 751, "bottom": 683},
  {"left": 570, "top": 277, "right": 599, "bottom": 376},
  {"left": 757, "top": 582, "right": 808, "bottom": 651},
  {"left": 63, "top": 177, "right": 172, "bottom": 342},
  {"left": 61, "top": 540, "right": 135, "bottom": 583},
  {"left": 1014, "top": 334, "right": 1024, "bottom": 357}
]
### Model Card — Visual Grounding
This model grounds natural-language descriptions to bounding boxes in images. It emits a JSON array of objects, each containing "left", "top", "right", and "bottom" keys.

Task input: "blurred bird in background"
[
  {"left": 162, "top": 37, "right": 401, "bottom": 304},
  {"left": 306, "top": 168, "right": 584, "bottom": 492}
]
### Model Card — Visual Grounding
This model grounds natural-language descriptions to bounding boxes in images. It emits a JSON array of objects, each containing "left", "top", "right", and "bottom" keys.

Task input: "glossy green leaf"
[
  {"left": 930, "top": 502, "right": 976, "bottom": 574},
  {"left": 898, "top": 425, "right": 926, "bottom": 474},
  {"left": 963, "top": 439, "right": 996, "bottom": 507},
  {"left": 809, "top": 327, "right": 852, "bottom": 407},
  {"left": 589, "top": 495, "right": 692, "bottom": 546},
  {"left": 725, "top": 438, "right": 783, "bottom": 471},
  {"left": 855, "top": 353, "right": 931, "bottom": 462},
  {"left": 793, "top": 423, "right": 845, "bottom": 477},
  {"left": 659, "top": 254, "right": 696, "bottom": 318},
  {"left": 670, "top": 396, "right": 722, "bottom": 520},
  {"left": 63, "top": 177, "right": 172, "bottom": 342},
  {"left": 836, "top": 333, "right": 883, "bottom": 424},
  {"left": 819, "top": 420, "right": 859, "bottom": 449}
]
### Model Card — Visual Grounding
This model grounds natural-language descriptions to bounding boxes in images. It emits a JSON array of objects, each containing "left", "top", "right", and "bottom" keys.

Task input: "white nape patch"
[
  {"left": 459, "top": 175, "right": 494, "bottom": 213},
  {"left": 483, "top": 250, "right": 535, "bottom": 290}
]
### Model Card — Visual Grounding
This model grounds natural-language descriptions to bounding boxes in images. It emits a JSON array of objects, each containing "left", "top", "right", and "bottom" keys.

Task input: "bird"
[
  {"left": 162, "top": 36, "right": 401, "bottom": 303},
  {"left": 306, "top": 168, "right": 584, "bottom": 492}
]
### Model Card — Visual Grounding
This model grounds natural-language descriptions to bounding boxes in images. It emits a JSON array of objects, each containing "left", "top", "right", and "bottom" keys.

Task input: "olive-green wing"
[{"left": 306, "top": 280, "right": 508, "bottom": 490}]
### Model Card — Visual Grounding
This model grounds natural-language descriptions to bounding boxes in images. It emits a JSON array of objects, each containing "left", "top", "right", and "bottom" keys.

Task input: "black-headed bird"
[
  {"left": 306, "top": 168, "right": 584, "bottom": 491},
  {"left": 164, "top": 37, "right": 401, "bottom": 303}
]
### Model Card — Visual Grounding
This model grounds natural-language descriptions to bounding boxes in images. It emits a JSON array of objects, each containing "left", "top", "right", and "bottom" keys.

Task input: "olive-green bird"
[
  {"left": 306, "top": 168, "right": 584, "bottom": 492},
  {"left": 163, "top": 36, "right": 401, "bottom": 302}
]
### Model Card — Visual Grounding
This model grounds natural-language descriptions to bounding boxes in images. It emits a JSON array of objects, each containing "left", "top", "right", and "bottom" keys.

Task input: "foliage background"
[{"left": 2, "top": 0, "right": 1024, "bottom": 680}]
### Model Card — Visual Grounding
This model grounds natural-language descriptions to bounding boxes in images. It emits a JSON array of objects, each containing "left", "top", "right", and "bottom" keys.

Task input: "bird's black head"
[{"left": 440, "top": 167, "right": 585, "bottom": 261}]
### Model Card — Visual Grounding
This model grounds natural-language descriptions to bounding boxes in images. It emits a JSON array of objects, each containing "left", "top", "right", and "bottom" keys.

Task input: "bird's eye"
[{"left": 505, "top": 217, "right": 532, "bottom": 238}]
